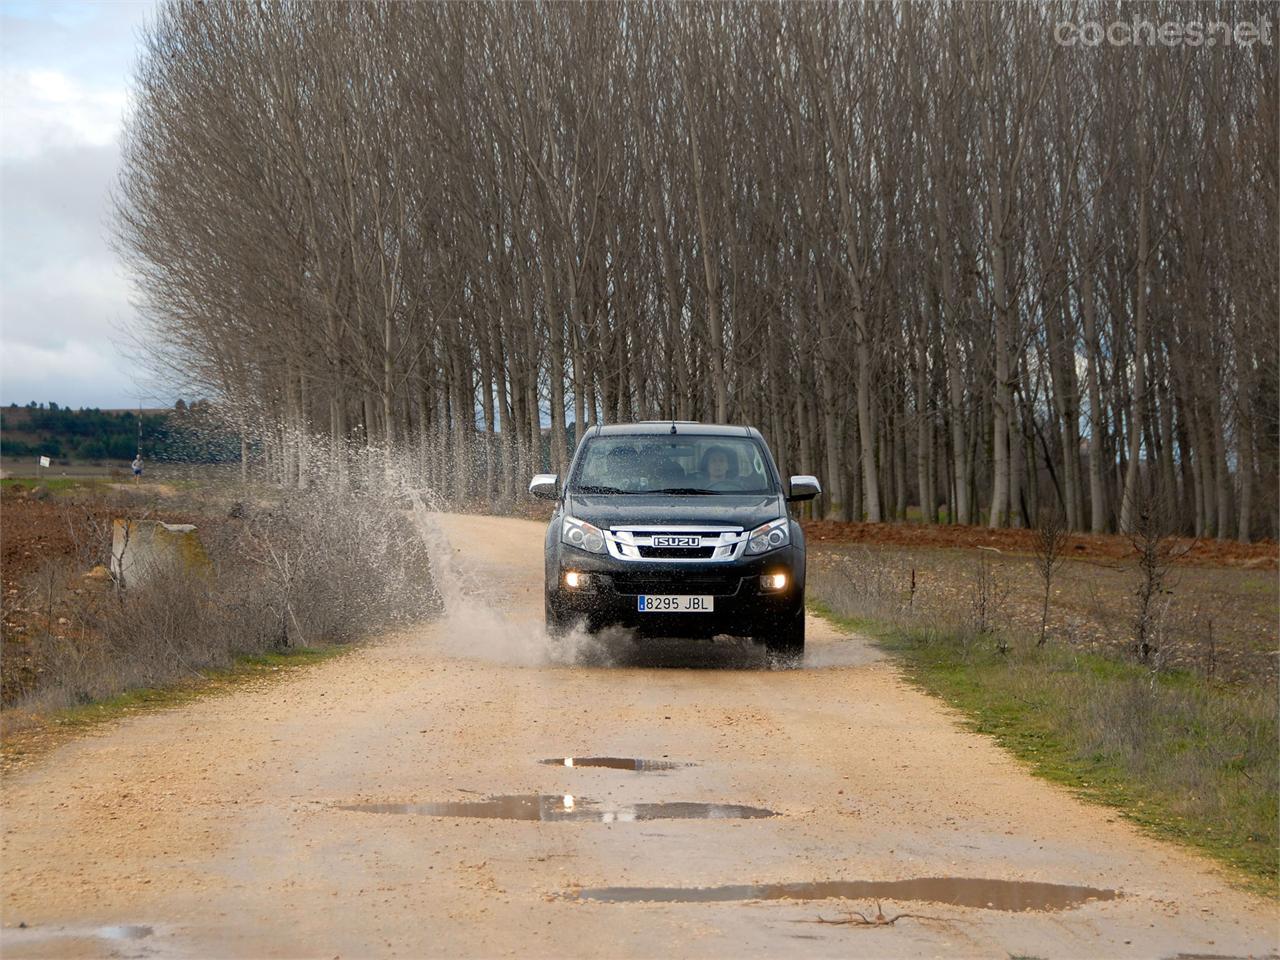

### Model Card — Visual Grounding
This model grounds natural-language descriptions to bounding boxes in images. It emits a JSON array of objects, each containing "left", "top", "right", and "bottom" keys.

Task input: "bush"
[{"left": 12, "top": 488, "right": 438, "bottom": 712}]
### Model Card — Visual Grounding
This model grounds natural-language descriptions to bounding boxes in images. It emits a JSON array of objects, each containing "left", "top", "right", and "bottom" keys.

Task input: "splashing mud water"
[
  {"left": 409, "top": 491, "right": 588, "bottom": 665},
  {"left": 406, "top": 492, "right": 612, "bottom": 666}
]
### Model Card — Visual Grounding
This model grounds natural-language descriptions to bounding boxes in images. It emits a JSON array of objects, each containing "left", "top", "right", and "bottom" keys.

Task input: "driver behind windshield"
[{"left": 700, "top": 445, "right": 737, "bottom": 485}]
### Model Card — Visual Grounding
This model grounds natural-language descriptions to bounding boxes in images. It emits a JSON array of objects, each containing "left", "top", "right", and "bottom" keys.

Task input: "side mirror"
[
  {"left": 787, "top": 475, "right": 821, "bottom": 503},
  {"left": 529, "top": 473, "right": 559, "bottom": 500}
]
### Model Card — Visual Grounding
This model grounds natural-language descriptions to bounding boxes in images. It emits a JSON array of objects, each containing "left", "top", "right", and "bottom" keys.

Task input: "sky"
[{"left": 1, "top": 0, "right": 161, "bottom": 410}]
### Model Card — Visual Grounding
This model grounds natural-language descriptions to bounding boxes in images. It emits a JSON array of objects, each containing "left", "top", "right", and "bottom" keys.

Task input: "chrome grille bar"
[{"left": 604, "top": 524, "right": 747, "bottom": 563}]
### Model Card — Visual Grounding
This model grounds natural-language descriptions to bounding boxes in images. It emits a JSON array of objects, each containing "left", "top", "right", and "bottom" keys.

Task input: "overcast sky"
[{"left": 1, "top": 0, "right": 161, "bottom": 410}]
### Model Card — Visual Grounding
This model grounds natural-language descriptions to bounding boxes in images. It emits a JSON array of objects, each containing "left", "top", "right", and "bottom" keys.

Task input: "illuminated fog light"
[
  {"left": 760, "top": 572, "right": 788, "bottom": 592},
  {"left": 564, "top": 571, "right": 589, "bottom": 589}
]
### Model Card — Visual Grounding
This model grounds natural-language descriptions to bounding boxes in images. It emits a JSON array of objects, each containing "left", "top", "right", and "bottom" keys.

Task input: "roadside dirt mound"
[{"left": 801, "top": 519, "right": 1278, "bottom": 569}]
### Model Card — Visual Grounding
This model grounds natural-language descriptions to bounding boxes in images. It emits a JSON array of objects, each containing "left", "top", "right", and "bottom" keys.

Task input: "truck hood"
[{"left": 564, "top": 493, "right": 787, "bottom": 530}]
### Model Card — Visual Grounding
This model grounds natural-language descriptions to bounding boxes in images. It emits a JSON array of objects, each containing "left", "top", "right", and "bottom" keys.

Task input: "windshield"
[{"left": 570, "top": 435, "right": 777, "bottom": 495}]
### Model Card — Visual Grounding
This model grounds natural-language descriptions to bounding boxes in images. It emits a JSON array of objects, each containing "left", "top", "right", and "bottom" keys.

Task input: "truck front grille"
[
  {"left": 604, "top": 525, "right": 748, "bottom": 563},
  {"left": 637, "top": 546, "right": 717, "bottom": 559}
]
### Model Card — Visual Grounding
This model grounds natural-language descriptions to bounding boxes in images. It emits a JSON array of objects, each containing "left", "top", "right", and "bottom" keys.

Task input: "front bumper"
[{"left": 548, "top": 545, "right": 804, "bottom": 637}]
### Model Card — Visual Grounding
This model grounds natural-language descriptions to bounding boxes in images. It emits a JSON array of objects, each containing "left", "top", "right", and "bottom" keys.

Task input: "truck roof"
[{"left": 590, "top": 422, "right": 759, "bottom": 438}]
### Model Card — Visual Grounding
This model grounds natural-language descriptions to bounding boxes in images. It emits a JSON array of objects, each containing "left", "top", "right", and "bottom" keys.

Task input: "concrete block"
[{"left": 110, "top": 520, "right": 210, "bottom": 589}]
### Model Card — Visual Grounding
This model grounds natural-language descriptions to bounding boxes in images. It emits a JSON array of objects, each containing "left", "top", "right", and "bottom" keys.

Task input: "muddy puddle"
[
  {"left": 541, "top": 757, "right": 687, "bottom": 771},
  {"left": 339, "top": 794, "right": 774, "bottom": 822},
  {"left": 570, "top": 877, "right": 1118, "bottom": 911},
  {"left": 3, "top": 923, "right": 155, "bottom": 946}
]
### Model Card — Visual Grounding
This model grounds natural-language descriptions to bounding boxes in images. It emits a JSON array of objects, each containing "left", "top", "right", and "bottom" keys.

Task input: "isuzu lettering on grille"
[{"left": 651, "top": 535, "right": 700, "bottom": 548}]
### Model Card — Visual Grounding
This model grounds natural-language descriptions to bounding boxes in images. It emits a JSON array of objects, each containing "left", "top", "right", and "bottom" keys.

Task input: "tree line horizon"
[{"left": 116, "top": 1, "right": 1278, "bottom": 540}]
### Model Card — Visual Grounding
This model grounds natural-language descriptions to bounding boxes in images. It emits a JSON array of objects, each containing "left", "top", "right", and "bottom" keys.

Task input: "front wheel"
[
  {"left": 545, "top": 597, "right": 571, "bottom": 638},
  {"left": 762, "top": 608, "right": 805, "bottom": 662}
]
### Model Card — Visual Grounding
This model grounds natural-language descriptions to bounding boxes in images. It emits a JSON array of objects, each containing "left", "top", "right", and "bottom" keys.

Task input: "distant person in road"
[{"left": 131, "top": 455, "right": 143, "bottom": 482}]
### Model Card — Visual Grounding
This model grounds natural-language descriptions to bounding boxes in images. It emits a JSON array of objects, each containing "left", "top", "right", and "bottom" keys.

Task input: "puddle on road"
[
  {"left": 339, "top": 794, "right": 774, "bottom": 822},
  {"left": 541, "top": 757, "right": 687, "bottom": 771},
  {"left": 3, "top": 923, "right": 154, "bottom": 947},
  {"left": 98, "top": 925, "right": 154, "bottom": 940},
  {"left": 570, "top": 877, "right": 1118, "bottom": 911}
]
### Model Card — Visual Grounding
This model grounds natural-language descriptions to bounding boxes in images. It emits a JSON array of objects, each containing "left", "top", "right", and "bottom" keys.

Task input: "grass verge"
[
  {"left": 1, "top": 477, "right": 104, "bottom": 494},
  {"left": 1, "top": 645, "right": 348, "bottom": 771},
  {"left": 811, "top": 600, "right": 1278, "bottom": 896}
]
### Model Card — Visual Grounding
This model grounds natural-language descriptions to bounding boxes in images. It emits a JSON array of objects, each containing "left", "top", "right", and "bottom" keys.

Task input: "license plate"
[{"left": 637, "top": 595, "right": 714, "bottom": 613}]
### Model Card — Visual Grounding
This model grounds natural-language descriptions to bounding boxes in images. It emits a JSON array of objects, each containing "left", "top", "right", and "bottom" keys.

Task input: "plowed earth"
[{"left": 802, "top": 519, "right": 1278, "bottom": 569}]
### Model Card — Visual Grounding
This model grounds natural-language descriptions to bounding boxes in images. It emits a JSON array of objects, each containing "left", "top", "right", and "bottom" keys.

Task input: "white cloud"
[
  {"left": 1, "top": 67, "right": 129, "bottom": 160},
  {"left": 0, "top": 1, "right": 161, "bottom": 408},
  {"left": 2, "top": 253, "right": 134, "bottom": 346},
  {"left": 0, "top": 338, "right": 140, "bottom": 408}
]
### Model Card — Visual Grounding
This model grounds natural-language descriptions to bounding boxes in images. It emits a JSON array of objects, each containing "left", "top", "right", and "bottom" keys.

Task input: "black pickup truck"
[{"left": 530, "top": 422, "right": 820, "bottom": 660}]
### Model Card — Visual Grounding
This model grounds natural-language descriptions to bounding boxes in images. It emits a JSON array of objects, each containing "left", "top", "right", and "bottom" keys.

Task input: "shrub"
[{"left": 10, "top": 488, "right": 438, "bottom": 712}]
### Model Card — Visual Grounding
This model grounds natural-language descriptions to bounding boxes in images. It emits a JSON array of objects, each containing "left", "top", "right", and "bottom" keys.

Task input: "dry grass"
[
  {"left": 809, "top": 546, "right": 1279, "bottom": 891},
  {"left": 4, "top": 489, "right": 437, "bottom": 713},
  {"left": 809, "top": 542, "right": 1278, "bottom": 682}
]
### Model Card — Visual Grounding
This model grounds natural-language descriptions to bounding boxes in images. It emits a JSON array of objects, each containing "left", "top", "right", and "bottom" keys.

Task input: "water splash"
[{"left": 406, "top": 491, "right": 622, "bottom": 667}]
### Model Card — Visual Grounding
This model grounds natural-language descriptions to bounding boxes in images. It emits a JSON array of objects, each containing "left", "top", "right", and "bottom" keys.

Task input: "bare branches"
[
  {"left": 802, "top": 900, "right": 953, "bottom": 928},
  {"left": 1033, "top": 505, "right": 1070, "bottom": 647},
  {"left": 115, "top": 3, "right": 1276, "bottom": 535}
]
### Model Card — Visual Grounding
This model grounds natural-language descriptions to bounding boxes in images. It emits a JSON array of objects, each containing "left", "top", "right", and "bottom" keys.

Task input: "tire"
[
  {"left": 545, "top": 597, "right": 571, "bottom": 638},
  {"left": 762, "top": 608, "right": 805, "bottom": 662}
]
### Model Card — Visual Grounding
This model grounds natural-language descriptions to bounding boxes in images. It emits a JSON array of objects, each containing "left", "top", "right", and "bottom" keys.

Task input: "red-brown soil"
[
  {"left": 0, "top": 490, "right": 201, "bottom": 705},
  {"left": 1, "top": 492, "right": 118, "bottom": 704},
  {"left": 802, "top": 519, "right": 1278, "bottom": 569}
]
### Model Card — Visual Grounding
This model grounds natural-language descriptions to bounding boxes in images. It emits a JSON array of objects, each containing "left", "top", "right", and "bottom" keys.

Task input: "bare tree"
[
  {"left": 1032, "top": 505, "right": 1069, "bottom": 648},
  {"left": 114, "top": 1, "right": 1277, "bottom": 538}
]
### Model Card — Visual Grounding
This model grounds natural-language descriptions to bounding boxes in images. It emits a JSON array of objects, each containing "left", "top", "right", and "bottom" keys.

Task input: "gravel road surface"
[{"left": 2, "top": 513, "right": 1275, "bottom": 958}]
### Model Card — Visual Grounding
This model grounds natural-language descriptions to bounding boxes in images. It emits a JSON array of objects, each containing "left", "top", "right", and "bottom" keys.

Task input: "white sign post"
[{"left": 38, "top": 455, "right": 50, "bottom": 482}]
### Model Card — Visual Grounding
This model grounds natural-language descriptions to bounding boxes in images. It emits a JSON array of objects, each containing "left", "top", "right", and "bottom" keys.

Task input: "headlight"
[
  {"left": 561, "top": 515, "right": 606, "bottom": 554},
  {"left": 746, "top": 517, "right": 790, "bottom": 555}
]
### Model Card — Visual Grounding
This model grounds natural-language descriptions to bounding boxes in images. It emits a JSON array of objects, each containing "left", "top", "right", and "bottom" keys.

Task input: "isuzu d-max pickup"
[{"left": 530, "top": 422, "right": 820, "bottom": 660}]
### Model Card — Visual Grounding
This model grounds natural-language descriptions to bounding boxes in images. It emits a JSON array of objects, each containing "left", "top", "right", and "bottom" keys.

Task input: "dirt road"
[{"left": 2, "top": 514, "right": 1275, "bottom": 958}]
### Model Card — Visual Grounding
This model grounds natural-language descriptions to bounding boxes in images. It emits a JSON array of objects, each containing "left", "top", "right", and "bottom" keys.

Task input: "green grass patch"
[
  {"left": 811, "top": 600, "right": 1279, "bottom": 895},
  {"left": 1, "top": 477, "right": 101, "bottom": 494}
]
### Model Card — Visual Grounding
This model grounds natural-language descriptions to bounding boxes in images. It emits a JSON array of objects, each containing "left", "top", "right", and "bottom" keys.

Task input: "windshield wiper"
[
  {"left": 575, "top": 484, "right": 628, "bottom": 495},
  {"left": 641, "top": 487, "right": 718, "bottom": 495}
]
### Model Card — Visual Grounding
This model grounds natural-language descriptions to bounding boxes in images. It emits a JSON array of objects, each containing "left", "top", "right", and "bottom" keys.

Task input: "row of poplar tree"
[{"left": 117, "top": 1, "right": 1278, "bottom": 539}]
